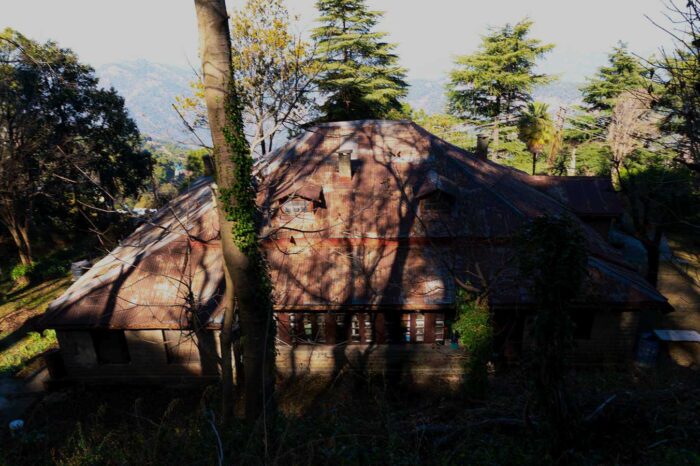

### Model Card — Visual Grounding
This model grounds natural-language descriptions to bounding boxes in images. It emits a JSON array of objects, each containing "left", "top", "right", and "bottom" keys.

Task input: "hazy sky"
[{"left": 3, "top": 0, "right": 675, "bottom": 82}]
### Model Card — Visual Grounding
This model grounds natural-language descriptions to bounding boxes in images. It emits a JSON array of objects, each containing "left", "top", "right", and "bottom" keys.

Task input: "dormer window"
[
  {"left": 281, "top": 198, "right": 311, "bottom": 215},
  {"left": 415, "top": 172, "right": 458, "bottom": 216},
  {"left": 274, "top": 183, "right": 324, "bottom": 217},
  {"left": 421, "top": 191, "right": 455, "bottom": 214}
]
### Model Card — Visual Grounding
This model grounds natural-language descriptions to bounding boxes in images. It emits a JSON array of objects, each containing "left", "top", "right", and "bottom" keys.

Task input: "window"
[
  {"left": 351, "top": 315, "right": 361, "bottom": 342},
  {"left": 281, "top": 198, "right": 310, "bottom": 215},
  {"left": 364, "top": 314, "right": 373, "bottom": 343},
  {"left": 303, "top": 314, "right": 314, "bottom": 340},
  {"left": 435, "top": 314, "right": 445, "bottom": 344},
  {"left": 286, "top": 313, "right": 328, "bottom": 344},
  {"left": 572, "top": 311, "right": 595, "bottom": 340},
  {"left": 316, "top": 315, "right": 326, "bottom": 343},
  {"left": 336, "top": 313, "right": 347, "bottom": 343},
  {"left": 421, "top": 191, "right": 454, "bottom": 214},
  {"left": 289, "top": 313, "right": 300, "bottom": 339},
  {"left": 90, "top": 330, "right": 130, "bottom": 364},
  {"left": 402, "top": 314, "right": 411, "bottom": 342},
  {"left": 415, "top": 314, "right": 425, "bottom": 342}
]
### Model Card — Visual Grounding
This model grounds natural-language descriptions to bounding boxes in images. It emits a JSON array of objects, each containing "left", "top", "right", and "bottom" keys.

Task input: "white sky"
[{"left": 2, "top": 0, "right": 675, "bottom": 82}]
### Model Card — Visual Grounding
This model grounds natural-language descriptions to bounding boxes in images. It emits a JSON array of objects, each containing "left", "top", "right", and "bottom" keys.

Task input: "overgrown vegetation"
[
  {"left": 2, "top": 368, "right": 700, "bottom": 465},
  {"left": 453, "top": 289, "right": 493, "bottom": 399},
  {"left": 517, "top": 215, "right": 589, "bottom": 455},
  {"left": 0, "top": 329, "right": 56, "bottom": 376}
]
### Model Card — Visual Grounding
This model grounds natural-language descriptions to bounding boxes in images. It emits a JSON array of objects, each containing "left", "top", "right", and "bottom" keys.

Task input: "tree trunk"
[
  {"left": 193, "top": 0, "right": 239, "bottom": 423},
  {"left": 531, "top": 151, "right": 538, "bottom": 176},
  {"left": 194, "top": 0, "right": 274, "bottom": 425},
  {"left": 644, "top": 227, "right": 663, "bottom": 287},
  {"left": 0, "top": 205, "right": 32, "bottom": 265}
]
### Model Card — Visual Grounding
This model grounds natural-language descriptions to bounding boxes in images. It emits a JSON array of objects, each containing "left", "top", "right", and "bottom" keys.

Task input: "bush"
[
  {"left": 9, "top": 251, "right": 73, "bottom": 284},
  {"left": 10, "top": 263, "right": 35, "bottom": 282},
  {"left": 453, "top": 289, "right": 493, "bottom": 398}
]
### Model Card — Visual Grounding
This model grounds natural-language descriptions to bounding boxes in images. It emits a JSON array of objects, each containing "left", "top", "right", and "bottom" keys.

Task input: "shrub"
[
  {"left": 10, "top": 263, "right": 35, "bottom": 282},
  {"left": 9, "top": 251, "right": 73, "bottom": 284},
  {"left": 453, "top": 289, "right": 493, "bottom": 398}
]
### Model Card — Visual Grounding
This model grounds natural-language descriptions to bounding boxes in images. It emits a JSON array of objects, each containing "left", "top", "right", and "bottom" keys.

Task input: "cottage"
[{"left": 42, "top": 120, "right": 671, "bottom": 384}]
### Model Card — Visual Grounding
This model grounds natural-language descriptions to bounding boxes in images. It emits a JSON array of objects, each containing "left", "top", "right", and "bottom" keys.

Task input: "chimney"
[
  {"left": 337, "top": 150, "right": 352, "bottom": 178},
  {"left": 567, "top": 148, "right": 577, "bottom": 176},
  {"left": 202, "top": 153, "right": 215, "bottom": 177},
  {"left": 476, "top": 134, "right": 490, "bottom": 160}
]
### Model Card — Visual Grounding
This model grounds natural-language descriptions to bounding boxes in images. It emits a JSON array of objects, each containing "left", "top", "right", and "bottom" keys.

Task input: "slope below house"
[{"left": 42, "top": 121, "right": 671, "bottom": 384}]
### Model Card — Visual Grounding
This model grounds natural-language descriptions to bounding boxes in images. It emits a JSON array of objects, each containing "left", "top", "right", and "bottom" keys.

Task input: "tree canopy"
[
  {"left": 312, "top": 0, "right": 408, "bottom": 121},
  {"left": 0, "top": 28, "right": 151, "bottom": 264},
  {"left": 581, "top": 43, "right": 649, "bottom": 112},
  {"left": 177, "top": 0, "right": 316, "bottom": 157},
  {"left": 447, "top": 19, "right": 554, "bottom": 123}
]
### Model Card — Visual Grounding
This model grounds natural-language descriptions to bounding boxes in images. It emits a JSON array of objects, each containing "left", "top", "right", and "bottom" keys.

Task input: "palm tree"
[{"left": 518, "top": 102, "right": 554, "bottom": 175}]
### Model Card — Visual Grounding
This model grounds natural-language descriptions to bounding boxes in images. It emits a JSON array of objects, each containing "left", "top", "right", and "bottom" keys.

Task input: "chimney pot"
[
  {"left": 476, "top": 134, "right": 490, "bottom": 160},
  {"left": 337, "top": 150, "right": 352, "bottom": 178}
]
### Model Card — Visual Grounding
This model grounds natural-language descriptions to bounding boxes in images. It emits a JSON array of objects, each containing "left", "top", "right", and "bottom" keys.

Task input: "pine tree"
[
  {"left": 312, "top": 0, "right": 408, "bottom": 121},
  {"left": 581, "top": 43, "right": 649, "bottom": 112},
  {"left": 447, "top": 19, "right": 554, "bottom": 124}
]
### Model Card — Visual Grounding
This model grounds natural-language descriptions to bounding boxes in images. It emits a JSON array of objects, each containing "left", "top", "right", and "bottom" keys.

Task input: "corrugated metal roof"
[
  {"left": 523, "top": 175, "right": 625, "bottom": 217},
  {"left": 42, "top": 178, "right": 225, "bottom": 329},
  {"left": 43, "top": 121, "right": 671, "bottom": 329}
]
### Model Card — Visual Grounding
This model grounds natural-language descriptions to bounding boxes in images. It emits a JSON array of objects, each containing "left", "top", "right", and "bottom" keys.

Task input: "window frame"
[{"left": 90, "top": 330, "right": 131, "bottom": 365}]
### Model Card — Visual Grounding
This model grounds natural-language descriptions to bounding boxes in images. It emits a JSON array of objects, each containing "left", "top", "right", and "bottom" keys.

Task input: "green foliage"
[
  {"left": 651, "top": 0, "right": 700, "bottom": 170},
  {"left": 447, "top": 19, "right": 554, "bottom": 122},
  {"left": 221, "top": 77, "right": 275, "bottom": 349},
  {"left": 411, "top": 110, "right": 475, "bottom": 149},
  {"left": 185, "top": 149, "right": 207, "bottom": 179},
  {"left": 619, "top": 156, "right": 700, "bottom": 238},
  {"left": 0, "top": 28, "right": 152, "bottom": 264},
  {"left": 517, "top": 102, "right": 554, "bottom": 174},
  {"left": 312, "top": 0, "right": 408, "bottom": 121},
  {"left": 453, "top": 290, "right": 492, "bottom": 398},
  {"left": 0, "top": 329, "right": 57, "bottom": 375},
  {"left": 10, "top": 263, "right": 33, "bottom": 282},
  {"left": 517, "top": 215, "right": 588, "bottom": 452},
  {"left": 8, "top": 250, "right": 72, "bottom": 283},
  {"left": 581, "top": 43, "right": 649, "bottom": 112}
]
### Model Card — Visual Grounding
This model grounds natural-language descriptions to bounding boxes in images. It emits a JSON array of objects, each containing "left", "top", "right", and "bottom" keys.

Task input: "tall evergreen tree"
[
  {"left": 447, "top": 19, "right": 554, "bottom": 126},
  {"left": 581, "top": 43, "right": 649, "bottom": 112},
  {"left": 312, "top": 0, "right": 408, "bottom": 121}
]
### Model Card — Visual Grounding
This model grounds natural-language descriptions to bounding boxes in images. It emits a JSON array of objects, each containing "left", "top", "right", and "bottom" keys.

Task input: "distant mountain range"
[
  {"left": 97, "top": 60, "right": 584, "bottom": 144},
  {"left": 96, "top": 60, "right": 200, "bottom": 144}
]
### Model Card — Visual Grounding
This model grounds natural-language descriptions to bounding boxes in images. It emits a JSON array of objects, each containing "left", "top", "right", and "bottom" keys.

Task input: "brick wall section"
[
  {"left": 275, "top": 344, "right": 465, "bottom": 377},
  {"left": 57, "top": 330, "right": 222, "bottom": 382},
  {"left": 522, "top": 311, "right": 641, "bottom": 366},
  {"left": 571, "top": 311, "right": 640, "bottom": 365}
]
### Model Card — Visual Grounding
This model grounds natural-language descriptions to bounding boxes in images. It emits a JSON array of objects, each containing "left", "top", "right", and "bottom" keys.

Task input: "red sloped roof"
[
  {"left": 43, "top": 121, "right": 671, "bottom": 329},
  {"left": 523, "top": 175, "right": 624, "bottom": 217}
]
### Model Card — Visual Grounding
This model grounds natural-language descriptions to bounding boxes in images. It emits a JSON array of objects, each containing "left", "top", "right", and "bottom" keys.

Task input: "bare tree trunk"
[
  {"left": 0, "top": 205, "right": 32, "bottom": 265},
  {"left": 194, "top": 0, "right": 239, "bottom": 423},
  {"left": 194, "top": 0, "right": 275, "bottom": 425},
  {"left": 643, "top": 227, "right": 663, "bottom": 287}
]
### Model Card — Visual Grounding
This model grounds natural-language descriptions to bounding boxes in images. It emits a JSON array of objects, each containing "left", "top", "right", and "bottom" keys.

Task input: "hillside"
[
  {"left": 96, "top": 60, "right": 202, "bottom": 144},
  {"left": 97, "top": 60, "right": 584, "bottom": 145}
]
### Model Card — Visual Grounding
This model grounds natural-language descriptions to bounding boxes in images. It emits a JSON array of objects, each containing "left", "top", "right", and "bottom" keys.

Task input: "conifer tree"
[
  {"left": 447, "top": 19, "right": 554, "bottom": 126},
  {"left": 581, "top": 43, "right": 649, "bottom": 112},
  {"left": 312, "top": 0, "right": 408, "bottom": 121}
]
